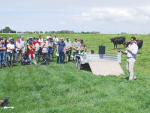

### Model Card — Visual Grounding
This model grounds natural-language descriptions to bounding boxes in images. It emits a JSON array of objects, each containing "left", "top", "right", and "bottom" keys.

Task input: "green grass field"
[{"left": 0, "top": 34, "right": 150, "bottom": 113}]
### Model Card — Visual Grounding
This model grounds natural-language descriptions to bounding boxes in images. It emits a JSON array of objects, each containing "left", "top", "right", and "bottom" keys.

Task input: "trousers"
[
  {"left": 126, "top": 57, "right": 137, "bottom": 80},
  {"left": 57, "top": 52, "right": 64, "bottom": 64}
]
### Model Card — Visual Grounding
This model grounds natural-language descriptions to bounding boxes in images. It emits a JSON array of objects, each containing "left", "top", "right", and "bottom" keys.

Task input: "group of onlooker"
[{"left": 0, "top": 35, "right": 88, "bottom": 68}]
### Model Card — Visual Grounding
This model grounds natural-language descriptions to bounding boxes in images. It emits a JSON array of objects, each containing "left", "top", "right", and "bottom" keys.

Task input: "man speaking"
[{"left": 122, "top": 37, "right": 138, "bottom": 80}]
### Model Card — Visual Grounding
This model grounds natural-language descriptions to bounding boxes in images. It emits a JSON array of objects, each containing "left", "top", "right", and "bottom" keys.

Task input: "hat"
[
  {"left": 29, "top": 37, "right": 32, "bottom": 39},
  {"left": 54, "top": 35, "right": 56, "bottom": 36},
  {"left": 10, "top": 39, "right": 13, "bottom": 42},
  {"left": 17, "top": 36, "right": 19, "bottom": 38},
  {"left": 36, "top": 38, "right": 39, "bottom": 40},
  {"left": 74, "top": 37, "right": 77, "bottom": 40},
  {"left": 80, "top": 39, "right": 83, "bottom": 41},
  {"left": 66, "top": 37, "right": 69, "bottom": 39}
]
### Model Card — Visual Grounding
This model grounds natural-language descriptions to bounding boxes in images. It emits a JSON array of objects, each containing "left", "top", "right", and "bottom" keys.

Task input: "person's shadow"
[{"left": 121, "top": 77, "right": 129, "bottom": 80}]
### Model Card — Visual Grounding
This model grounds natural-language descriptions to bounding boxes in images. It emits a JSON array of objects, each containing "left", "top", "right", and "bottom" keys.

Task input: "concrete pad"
[{"left": 89, "top": 61, "right": 124, "bottom": 76}]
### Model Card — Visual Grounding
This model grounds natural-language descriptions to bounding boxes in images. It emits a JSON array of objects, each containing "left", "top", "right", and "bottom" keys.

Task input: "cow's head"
[
  {"left": 126, "top": 42, "right": 130, "bottom": 48},
  {"left": 110, "top": 38, "right": 115, "bottom": 42}
]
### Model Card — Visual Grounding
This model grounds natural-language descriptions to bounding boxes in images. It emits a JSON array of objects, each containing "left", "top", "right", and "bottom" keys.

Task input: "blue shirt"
[
  {"left": 48, "top": 41, "right": 53, "bottom": 52},
  {"left": 57, "top": 41, "right": 66, "bottom": 53}
]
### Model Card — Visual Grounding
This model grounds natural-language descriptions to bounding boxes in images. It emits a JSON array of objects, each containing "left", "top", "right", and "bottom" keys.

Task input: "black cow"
[
  {"left": 126, "top": 39, "right": 143, "bottom": 53},
  {"left": 110, "top": 37, "right": 126, "bottom": 49}
]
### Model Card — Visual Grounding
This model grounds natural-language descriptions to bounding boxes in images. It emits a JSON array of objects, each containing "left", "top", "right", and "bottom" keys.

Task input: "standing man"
[
  {"left": 38, "top": 35, "right": 43, "bottom": 59},
  {"left": 34, "top": 38, "right": 41, "bottom": 63},
  {"left": 122, "top": 37, "right": 138, "bottom": 80},
  {"left": 20, "top": 36, "right": 26, "bottom": 54},
  {"left": 48, "top": 37, "right": 54, "bottom": 62},
  {"left": 41, "top": 39, "right": 49, "bottom": 65},
  {"left": 57, "top": 37, "right": 66, "bottom": 64},
  {"left": 72, "top": 37, "right": 81, "bottom": 61},
  {"left": 28, "top": 41, "right": 37, "bottom": 65},
  {"left": 16, "top": 38, "right": 23, "bottom": 63},
  {"left": 7, "top": 39, "right": 15, "bottom": 67},
  {"left": 64, "top": 37, "right": 72, "bottom": 62},
  {"left": 53, "top": 35, "right": 59, "bottom": 51},
  {"left": 0, "top": 39, "right": 6, "bottom": 68},
  {"left": 80, "top": 39, "right": 87, "bottom": 53}
]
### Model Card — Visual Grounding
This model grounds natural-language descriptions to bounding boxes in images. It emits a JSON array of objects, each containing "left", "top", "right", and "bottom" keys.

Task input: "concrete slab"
[{"left": 89, "top": 61, "right": 124, "bottom": 76}]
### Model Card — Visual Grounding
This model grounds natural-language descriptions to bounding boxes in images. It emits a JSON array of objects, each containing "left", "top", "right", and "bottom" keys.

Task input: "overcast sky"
[{"left": 1, "top": 0, "right": 150, "bottom": 34}]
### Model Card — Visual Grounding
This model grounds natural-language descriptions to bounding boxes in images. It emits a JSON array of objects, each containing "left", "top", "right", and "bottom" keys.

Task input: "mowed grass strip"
[{"left": 0, "top": 34, "right": 150, "bottom": 112}]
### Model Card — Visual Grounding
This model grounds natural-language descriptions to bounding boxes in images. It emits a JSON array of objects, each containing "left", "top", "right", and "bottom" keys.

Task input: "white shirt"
[
  {"left": 35, "top": 42, "right": 40, "bottom": 51},
  {"left": 20, "top": 39, "right": 26, "bottom": 47},
  {"left": 126, "top": 43, "right": 138, "bottom": 58},
  {"left": 39, "top": 38, "right": 43, "bottom": 43},
  {"left": 16, "top": 41, "right": 22, "bottom": 51},
  {"left": 7, "top": 43, "right": 15, "bottom": 53},
  {"left": 53, "top": 37, "right": 59, "bottom": 44}
]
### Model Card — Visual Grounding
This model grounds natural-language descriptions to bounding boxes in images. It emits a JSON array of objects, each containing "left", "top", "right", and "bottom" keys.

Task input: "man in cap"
[
  {"left": 64, "top": 37, "right": 72, "bottom": 62},
  {"left": 72, "top": 37, "right": 81, "bottom": 61},
  {"left": 57, "top": 37, "right": 66, "bottom": 64},
  {"left": 53, "top": 35, "right": 59, "bottom": 51},
  {"left": 88, "top": 50, "right": 94, "bottom": 54},
  {"left": 7, "top": 39, "right": 15, "bottom": 67},
  {"left": 121, "top": 37, "right": 138, "bottom": 80},
  {"left": 80, "top": 39, "right": 87, "bottom": 53},
  {"left": 47, "top": 37, "right": 54, "bottom": 62}
]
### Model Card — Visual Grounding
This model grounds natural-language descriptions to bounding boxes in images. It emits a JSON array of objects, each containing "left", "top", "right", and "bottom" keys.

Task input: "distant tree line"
[{"left": 0, "top": 26, "right": 101, "bottom": 34}]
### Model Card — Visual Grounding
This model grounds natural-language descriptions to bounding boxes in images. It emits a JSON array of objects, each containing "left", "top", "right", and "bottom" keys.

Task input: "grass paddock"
[{"left": 0, "top": 34, "right": 150, "bottom": 113}]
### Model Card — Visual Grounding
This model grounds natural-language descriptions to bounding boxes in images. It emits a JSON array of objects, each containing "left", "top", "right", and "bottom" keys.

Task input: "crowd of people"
[{"left": 0, "top": 35, "right": 90, "bottom": 68}]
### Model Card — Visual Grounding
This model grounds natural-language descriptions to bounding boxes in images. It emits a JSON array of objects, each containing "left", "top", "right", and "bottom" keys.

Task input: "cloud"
[
  {"left": 71, "top": 7, "right": 150, "bottom": 25},
  {"left": 59, "top": 21, "right": 66, "bottom": 25}
]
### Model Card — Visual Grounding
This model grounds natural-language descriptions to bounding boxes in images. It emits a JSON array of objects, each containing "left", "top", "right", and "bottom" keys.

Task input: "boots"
[
  {"left": 10, "top": 61, "right": 12, "bottom": 67},
  {"left": 7, "top": 61, "right": 9, "bottom": 67},
  {"left": 38, "top": 58, "right": 40, "bottom": 63}
]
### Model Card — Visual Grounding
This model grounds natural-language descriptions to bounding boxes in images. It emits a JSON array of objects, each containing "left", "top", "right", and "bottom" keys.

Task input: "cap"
[
  {"left": 29, "top": 37, "right": 32, "bottom": 39},
  {"left": 91, "top": 50, "right": 94, "bottom": 53},
  {"left": 80, "top": 39, "right": 83, "bottom": 41},
  {"left": 36, "top": 38, "right": 39, "bottom": 40},
  {"left": 74, "top": 37, "right": 77, "bottom": 40},
  {"left": 54, "top": 35, "right": 56, "bottom": 36},
  {"left": 10, "top": 39, "right": 13, "bottom": 42},
  {"left": 66, "top": 37, "right": 69, "bottom": 39}
]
